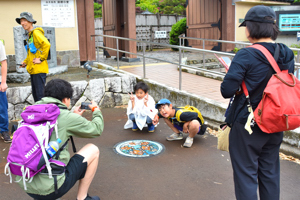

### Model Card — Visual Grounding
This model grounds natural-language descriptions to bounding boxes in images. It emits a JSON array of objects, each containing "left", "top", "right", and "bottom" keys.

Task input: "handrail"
[
  {"left": 91, "top": 34, "right": 300, "bottom": 90},
  {"left": 179, "top": 35, "right": 300, "bottom": 64}
]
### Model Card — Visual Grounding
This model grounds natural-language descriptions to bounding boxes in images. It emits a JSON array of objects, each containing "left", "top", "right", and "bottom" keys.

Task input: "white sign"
[
  {"left": 155, "top": 31, "right": 167, "bottom": 38},
  {"left": 41, "top": 0, "right": 75, "bottom": 28}
]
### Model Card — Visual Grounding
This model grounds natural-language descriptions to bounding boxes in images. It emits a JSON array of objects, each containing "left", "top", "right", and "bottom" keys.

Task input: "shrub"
[
  {"left": 169, "top": 18, "right": 186, "bottom": 51},
  {"left": 291, "top": 43, "right": 300, "bottom": 55},
  {"left": 233, "top": 47, "right": 241, "bottom": 53}
]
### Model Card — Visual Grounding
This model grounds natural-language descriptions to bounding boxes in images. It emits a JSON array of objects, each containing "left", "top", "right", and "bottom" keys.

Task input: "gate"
[{"left": 186, "top": 0, "right": 221, "bottom": 50}]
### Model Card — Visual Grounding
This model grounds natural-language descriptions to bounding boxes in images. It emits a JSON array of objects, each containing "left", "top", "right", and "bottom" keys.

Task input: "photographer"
[{"left": 18, "top": 79, "right": 103, "bottom": 200}]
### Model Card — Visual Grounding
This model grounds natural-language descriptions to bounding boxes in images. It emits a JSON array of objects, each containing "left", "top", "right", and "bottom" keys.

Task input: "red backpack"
[{"left": 243, "top": 44, "right": 300, "bottom": 133}]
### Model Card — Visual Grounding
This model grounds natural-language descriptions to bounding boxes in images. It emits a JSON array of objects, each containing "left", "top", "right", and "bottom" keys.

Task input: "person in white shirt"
[
  {"left": 0, "top": 40, "right": 11, "bottom": 143},
  {"left": 124, "top": 82, "right": 157, "bottom": 132}
]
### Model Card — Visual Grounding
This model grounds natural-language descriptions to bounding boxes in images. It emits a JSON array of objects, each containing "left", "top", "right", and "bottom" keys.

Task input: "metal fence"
[
  {"left": 178, "top": 35, "right": 300, "bottom": 79},
  {"left": 91, "top": 34, "right": 300, "bottom": 89}
]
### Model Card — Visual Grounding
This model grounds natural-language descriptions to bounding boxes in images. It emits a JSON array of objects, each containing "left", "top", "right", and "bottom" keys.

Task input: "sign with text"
[
  {"left": 41, "top": 0, "right": 75, "bottom": 28},
  {"left": 155, "top": 31, "right": 167, "bottom": 38}
]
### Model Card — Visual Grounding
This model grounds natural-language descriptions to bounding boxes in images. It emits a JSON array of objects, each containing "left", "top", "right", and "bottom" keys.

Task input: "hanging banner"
[{"left": 41, "top": 0, "right": 75, "bottom": 28}]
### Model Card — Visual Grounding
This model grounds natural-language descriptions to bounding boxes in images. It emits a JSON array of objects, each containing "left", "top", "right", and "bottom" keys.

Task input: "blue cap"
[{"left": 155, "top": 99, "right": 171, "bottom": 109}]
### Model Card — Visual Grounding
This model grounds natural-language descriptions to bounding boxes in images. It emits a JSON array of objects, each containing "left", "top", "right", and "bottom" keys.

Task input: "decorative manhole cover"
[{"left": 114, "top": 140, "right": 165, "bottom": 158}]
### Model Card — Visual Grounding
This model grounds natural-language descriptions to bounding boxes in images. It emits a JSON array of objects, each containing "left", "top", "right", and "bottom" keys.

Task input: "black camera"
[{"left": 80, "top": 102, "right": 92, "bottom": 110}]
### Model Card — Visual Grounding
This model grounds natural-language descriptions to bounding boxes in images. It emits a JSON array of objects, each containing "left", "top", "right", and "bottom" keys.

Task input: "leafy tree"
[
  {"left": 136, "top": 0, "right": 160, "bottom": 14},
  {"left": 169, "top": 18, "right": 186, "bottom": 50},
  {"left": 94, "top": 2, "right": 102, "bottom": 18},
  {"left": 294, "top": 0, "right": 300, "bottom": 2},
  {"left": 159, "top": 0, "right": 186, "bottom": 15}
]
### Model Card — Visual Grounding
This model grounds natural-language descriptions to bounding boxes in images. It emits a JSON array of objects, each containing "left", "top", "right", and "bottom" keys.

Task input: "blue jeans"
[
  {"left": 31, "top": 73, "right": 46, "bottom": 102},
  {"left": 0, "top": 82, "right": 9, "bottom": 133},
  {"left": 129, "top": 114, "right": 153, "bottom": 124}
]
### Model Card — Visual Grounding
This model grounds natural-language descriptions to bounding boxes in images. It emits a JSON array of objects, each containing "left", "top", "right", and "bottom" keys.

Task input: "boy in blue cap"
[{"left": 152, "top": 99, "right": 207, "bottom": 147}]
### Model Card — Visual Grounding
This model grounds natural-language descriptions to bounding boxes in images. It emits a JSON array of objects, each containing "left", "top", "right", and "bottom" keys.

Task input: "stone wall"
[
  {"left": 7, "top": 50, "right": 80, "bottom": 72},
  {"left": 7, "top": 74, "right": 136, "bottom": 121}
]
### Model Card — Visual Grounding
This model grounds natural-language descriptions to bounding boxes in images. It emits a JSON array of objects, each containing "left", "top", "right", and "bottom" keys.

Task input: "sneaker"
[
  {"left": 147, "top": 123, "right": 155, "bottom": 132},
  {"left": 183, "top": 136, "right": 194, "bottom": 148},
  {"left": 84, "top": 195, "right": 100, "bottom": 200},
  {"left": 1, "top": 131, "right": 12, "bottom": 143},
  {"left": 166, "top": 133, "right": 183, "bottom": 141},
  {"left": 132, "top": 122, "right": 138, "bottom": 131}
]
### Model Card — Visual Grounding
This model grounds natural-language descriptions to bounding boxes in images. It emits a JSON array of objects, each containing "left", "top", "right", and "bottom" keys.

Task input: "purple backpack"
[{"left": 4, "top": 104, "right": 66, "bottom": 190}]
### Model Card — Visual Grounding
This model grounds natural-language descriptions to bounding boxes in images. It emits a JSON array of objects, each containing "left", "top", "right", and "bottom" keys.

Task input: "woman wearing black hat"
[{"left": 221, "top": 5, "right": 295, "bottom": 200}]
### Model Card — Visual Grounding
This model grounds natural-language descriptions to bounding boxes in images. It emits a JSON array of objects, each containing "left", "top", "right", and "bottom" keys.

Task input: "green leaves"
[
  {"left": 94, "top": 2, "right": 102, "bottom": 18},
  {"left": 169, "top": 18, "right": 186, "bottom": 50}
]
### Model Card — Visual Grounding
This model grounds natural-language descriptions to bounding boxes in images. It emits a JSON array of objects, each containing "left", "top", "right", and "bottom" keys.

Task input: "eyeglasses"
[{"left": 158, "top": 105, "right": 167, "bottom": 112}]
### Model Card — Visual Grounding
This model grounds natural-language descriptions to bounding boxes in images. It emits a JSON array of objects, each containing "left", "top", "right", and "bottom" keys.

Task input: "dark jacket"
[{"left": 221, "top": 42, "right": 295, "bottom": 125}]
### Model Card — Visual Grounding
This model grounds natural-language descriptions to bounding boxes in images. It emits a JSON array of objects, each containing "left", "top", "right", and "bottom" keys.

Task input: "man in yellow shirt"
[{"left": 16, "top": 12, "right": 50, "bottom": 102}]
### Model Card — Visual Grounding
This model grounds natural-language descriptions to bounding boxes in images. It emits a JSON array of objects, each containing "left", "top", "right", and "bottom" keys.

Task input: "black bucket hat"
[
  {"left": 16, "top": 12, "right": 37, "bottom": 24},
  {"left": 239, "top": 5, "right": 276, "bottom": 27}
]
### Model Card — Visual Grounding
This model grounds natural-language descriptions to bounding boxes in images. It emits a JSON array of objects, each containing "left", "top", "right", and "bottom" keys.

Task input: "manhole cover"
[{"left": 114, "top": 140, "right": 165, "bottom": 158}]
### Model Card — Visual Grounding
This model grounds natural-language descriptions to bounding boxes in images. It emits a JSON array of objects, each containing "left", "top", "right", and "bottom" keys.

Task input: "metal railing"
[
  {"left": 178, "top": 35, "right": 300, "bottom": 64},
  {"left": 179, "top": 35, "right": 300, "bottom": 78},
  {"left": 91, "top": 34, "right": 300, "bottom": 90}
]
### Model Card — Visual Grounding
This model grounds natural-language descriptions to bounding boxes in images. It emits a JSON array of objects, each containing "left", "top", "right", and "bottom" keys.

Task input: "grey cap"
[
  {"left": 239, "top": 5, "right": 276, "bottom": 27},
  {"left": 16, "top": 12, "right": 37, "bottom": 24}
]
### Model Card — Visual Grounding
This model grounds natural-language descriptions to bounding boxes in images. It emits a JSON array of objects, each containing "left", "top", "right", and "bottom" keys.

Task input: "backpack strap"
[
  {"left": 242, "top": 44, "right": 280, "bottom": 98},
  {"left": 250, "top": 44, "right": 282, "bottom": 73},
  {"left": 56, "top": 105, "right": 77, "bottom": 154}
]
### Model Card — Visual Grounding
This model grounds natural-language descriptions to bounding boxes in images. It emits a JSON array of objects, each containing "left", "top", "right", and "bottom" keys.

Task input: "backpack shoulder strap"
[
  {"left": 249, "top": 44, "right": 281, "bottom": 73},
  {"left": 54, "top": 104, "right": 77, "bottom": 154},
  {"left": 242, "top": 44, "right": 281, "bottom": 97}
]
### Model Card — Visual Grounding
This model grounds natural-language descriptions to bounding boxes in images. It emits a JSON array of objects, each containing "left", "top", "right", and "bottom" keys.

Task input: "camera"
[{"left": 81, "top": 102, "right": 92, "bottom": 110}]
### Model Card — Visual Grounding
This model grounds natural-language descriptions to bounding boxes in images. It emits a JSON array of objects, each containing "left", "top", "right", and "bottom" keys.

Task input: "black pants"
[
  {"left": 30, "top": 73, "right": 46, "bottom": 102},
  {"left": 229, "top": 121, "right": 283, "bottom": 200}
]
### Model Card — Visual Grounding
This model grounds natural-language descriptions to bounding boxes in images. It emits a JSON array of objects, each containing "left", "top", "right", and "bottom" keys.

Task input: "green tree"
[
  {"left": 136, "top": 0, "right": 160, "bottom": 14},
  {"left": 94, "top": 2, "right": 102, "bottom": 18},
  {"left": 169, "top": 18, "right": 186, "bottom": 50},
  {"left": 294, "top": 0, "right": 300, "bottom": 2},
  {"left": 159, "top": 0, "right": 186, "bottom": 15}
]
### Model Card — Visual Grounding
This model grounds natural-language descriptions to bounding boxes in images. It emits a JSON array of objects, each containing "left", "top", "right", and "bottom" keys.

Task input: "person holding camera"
[{"left": 18, "top": 79, "right": 103, "bottom": 200}]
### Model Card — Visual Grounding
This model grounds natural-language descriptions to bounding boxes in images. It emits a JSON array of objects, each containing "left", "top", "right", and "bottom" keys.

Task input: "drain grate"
[{"left": 114, "top": 140, "right": 165, "bottom": 158}]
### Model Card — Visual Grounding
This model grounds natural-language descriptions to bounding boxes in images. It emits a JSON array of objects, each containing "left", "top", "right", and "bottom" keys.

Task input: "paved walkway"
[
  {"left": 118, "top": 63, "right": 229, "bottom": 105},
  {"left": 97, "top": 49, "right": 229, "bottom": 105}
]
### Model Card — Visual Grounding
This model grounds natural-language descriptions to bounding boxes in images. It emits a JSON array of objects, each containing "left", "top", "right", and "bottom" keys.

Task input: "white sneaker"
[
  {"left": 183, "top": 137, "right": 194, "bottom": 148},
  {"left": 166, "top": 133, "right": 184, "bottom": 141}
]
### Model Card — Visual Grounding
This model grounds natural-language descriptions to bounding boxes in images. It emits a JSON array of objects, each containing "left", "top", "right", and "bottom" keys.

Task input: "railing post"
[
  {"left": 143, "top": 43, "right": 146, "bottom": 78},
  {"left": 182, "top": 36, "right": 185, "bottom": 59},
  {"left": 203, "top": 40, "right": 205, "bottom": 68},
  {"left": 179, "top": 46, "right": 182, "bottom": 90},
  {"left": 116, "top": 38, "right": 119, "bottom": 70}
]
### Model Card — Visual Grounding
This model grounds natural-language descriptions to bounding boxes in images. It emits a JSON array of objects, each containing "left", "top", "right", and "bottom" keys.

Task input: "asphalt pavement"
[{"left": 1, "top": 108, "right": 300, "bottom": 200}]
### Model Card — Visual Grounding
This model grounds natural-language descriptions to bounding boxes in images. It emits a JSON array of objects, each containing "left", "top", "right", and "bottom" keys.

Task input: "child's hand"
[
  {"left": 183, "top": 122, "right": 190, "bottom": 133},
  {"left": 144, "top": 93, "right": 148, "bottom": 103},
  {"left": 152, "top": 114, "right": 159, "bottom": 125},
  {"left": 129, "top": 92, "right": 135, "bottom": 102}
]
